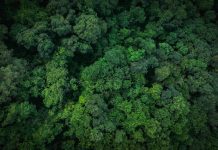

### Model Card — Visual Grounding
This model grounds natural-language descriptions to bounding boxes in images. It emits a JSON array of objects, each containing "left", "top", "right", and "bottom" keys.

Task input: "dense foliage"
[{"left": 0, "top": 0, "right": 218, "bottom": 149}]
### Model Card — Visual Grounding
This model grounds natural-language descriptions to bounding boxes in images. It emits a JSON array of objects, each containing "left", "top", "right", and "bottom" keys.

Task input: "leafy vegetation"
[{"left": 0, "top": 0, "right": 218, "bottom": 149}]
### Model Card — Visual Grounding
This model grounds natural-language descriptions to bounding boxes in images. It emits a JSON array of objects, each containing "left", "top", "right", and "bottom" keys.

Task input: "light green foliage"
[
  {"left": 182, "top": 58, "right": 207, "bottom": 72},
  {"left": 158, "top": 43, "right": 174, "bottom": 58},
  {"left": 70, "top": 77, "right": 78, "bottom": 92},
  {"left": 2, "top": 102, "right": 36, "bottom": 126},
  {"left": 148, "top": 83, "right": 163, "bottom": 100},
  {"left": 128, "top": 47, "right": 145, "bottom": 62},
  {"left": 155, "top": 65, "right": 171, "bottom": 81},
  {"left": 26, "top": 66, "right": 46, "bottom": 97},
  {"left": 90, "top": 129, "right": 103, "bottom": 142},
  {"left": 81, "top": 47, "right": 128, "bottom": 92},
  {"left": 117, "top": 100, "right": 132, "bottom": 114},
  {"left": 75, "top": 42, "right": 93, "bottom": 54},
  {"left": 170, "top": 96, "right": 189, "bottom": 137},
  {"left": 73, "top": 14, "right": 107, "bottom": 43},
  {"left": 115, "top": 130, "right": 126, "bottom": 143},
  {"left": 43, "top": 48, "right": 68, "bottom": 107},
  {"left": 61, "top": 35, "right": 93, "bottom": 55},
  {"left": 176, "top": 42, "right": 189, "bottom": 55},
  {"left": 141, "top": 38, "right": 156, "bottom": 54},
  {"left": 33, "top": 21, "right": 49, "bottom": 33},
  {"left": 16, "top": 28, "right": 38, "bottom": 49},
  {"left": 144, "top": 119, "right": 160, "bottom": 138}
]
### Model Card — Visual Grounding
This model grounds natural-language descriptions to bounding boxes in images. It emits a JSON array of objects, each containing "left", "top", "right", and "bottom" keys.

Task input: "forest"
[{"left": 0, "top": 0, "right": 218, "bottom": 149}]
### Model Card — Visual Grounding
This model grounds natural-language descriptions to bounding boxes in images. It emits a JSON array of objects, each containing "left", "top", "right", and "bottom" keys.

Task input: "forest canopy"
[{"left": 0, "top": 0, "right": 218, "bottom": 149}]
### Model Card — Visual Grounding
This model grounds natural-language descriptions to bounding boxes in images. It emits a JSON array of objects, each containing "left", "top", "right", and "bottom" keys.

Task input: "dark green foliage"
[
  {"left": 78, "top": 0, "right": 118, "bottom": 16},
  {"left": 0, "top": 0, "right": 218, "bottom": 149},
  {"left": 37, "top": 33, "right": 55, "bottom": 58},
  {"left": 51, "top": 15, "right": 72, "bottom": 36},
  {"left": 16, "top": 1, "right": 43, "bottom": 23},
  {"left": 0, "top": 26, "right": 28, "bottom": 103},
  {"left": 195, "top": 0, "right": 214, "bottom": 11}
]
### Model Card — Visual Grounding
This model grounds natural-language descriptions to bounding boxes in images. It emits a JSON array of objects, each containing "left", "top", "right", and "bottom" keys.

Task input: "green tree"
[
  {"left": 43, "top": 48, "right": 69, "bottom": 107},
  {"left": 50, "top": 15, "right": 72, "bottom": 36},
  {"left": 73, "top": 14, "right": 107, "bottom": 43},
  {"left": 155, "top": 65, "right": 171, "bottom": 81}
]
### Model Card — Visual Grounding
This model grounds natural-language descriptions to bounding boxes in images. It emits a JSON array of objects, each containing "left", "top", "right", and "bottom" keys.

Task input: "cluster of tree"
[{"left": 0, "top": 0, "right": 217, "bottom": 149}]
